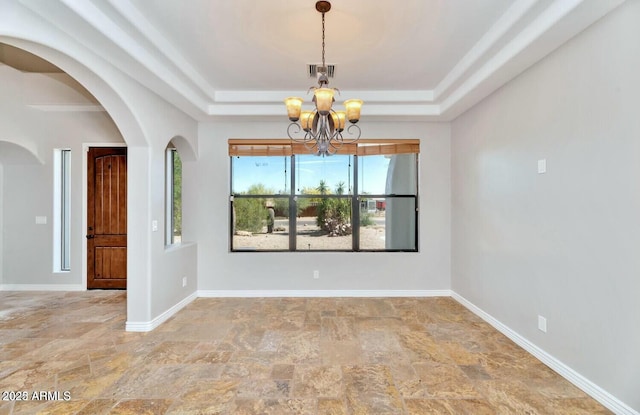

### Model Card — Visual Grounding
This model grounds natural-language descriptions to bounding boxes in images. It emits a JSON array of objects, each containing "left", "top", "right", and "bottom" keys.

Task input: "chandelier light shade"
[
  {"left": 331, "top": 111, "right": 346, "bottom": 132},
  {"left": 286, "top": 1, "right": 362, "bottom": 156},
  {"left": 313, "top": 88, "right": 335, "bottom": 115},
  {"left": 344, "top": 99, "right": 363, "bottom": 123},
  {"left": 285, "top": 97, "right": 303, "bottom": 121},
  {"left": 300, "top": 111, "right": 314, "bottom": 131}
]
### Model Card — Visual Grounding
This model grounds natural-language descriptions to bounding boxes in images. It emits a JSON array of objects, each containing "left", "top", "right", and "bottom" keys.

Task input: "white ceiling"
[
  {"left": 15, "top": 0, "right": 626, "bottom": 120},
  {"left": 128, "top": 0, "right": 515, "bottom": 91}
]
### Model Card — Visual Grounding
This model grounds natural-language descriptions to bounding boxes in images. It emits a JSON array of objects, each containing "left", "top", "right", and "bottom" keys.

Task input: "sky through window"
[{"left": 232, "top": 154, "right": 390, "bottom": 194}]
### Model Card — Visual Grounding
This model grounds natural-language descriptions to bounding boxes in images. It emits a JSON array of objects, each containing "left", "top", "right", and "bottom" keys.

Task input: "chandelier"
[{"left": 285, "top": 1, "right": 363, "bottom": 156}]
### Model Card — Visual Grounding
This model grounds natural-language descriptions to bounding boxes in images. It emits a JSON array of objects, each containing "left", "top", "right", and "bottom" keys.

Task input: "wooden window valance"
[{"left": 228, "top": 139, "right": 419, "bottom": 157}]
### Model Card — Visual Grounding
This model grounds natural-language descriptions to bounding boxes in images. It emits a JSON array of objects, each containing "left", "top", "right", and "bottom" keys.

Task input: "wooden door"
[{"left": 87, "top": 147, "right": 127, "bottom": 289}]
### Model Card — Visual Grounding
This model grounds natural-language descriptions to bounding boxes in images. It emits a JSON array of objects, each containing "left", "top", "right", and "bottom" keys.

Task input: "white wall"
[
  {"left": 195, "top": 120, "right": 451, "bottom": 293},
  {"left": 0, "top": 65, "right": 123, "bottom": 287},
  {"left": 148, "top": 144, "right": 198, "bottom": 320},
  {"left": 451, "top": 1, "right": 640, "bottom": 412}
]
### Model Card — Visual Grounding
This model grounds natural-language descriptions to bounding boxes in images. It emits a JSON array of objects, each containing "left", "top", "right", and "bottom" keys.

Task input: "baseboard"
[
  {"left": 198, "top": 289, "right": 451, "bottom": 298},
  {"left": 451, "top": 291, "right": 638, "bottom": 415},
  {"left": 0, "top": 284, "right": 84, "bottom": 291},
  {"left": 4, "top": 283, "right": 633, "bottom": 413},
  {"left": 125, "top": 291, "right": 197, "bottom": 332},
  {"left": 126, "top": 289, "right": 449, "bottom": 330}
]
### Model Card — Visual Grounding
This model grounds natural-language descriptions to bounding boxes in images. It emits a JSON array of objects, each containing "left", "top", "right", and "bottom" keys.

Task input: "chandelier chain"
[{"left": 321, "top": 12, "right": 326, "bottom": 68}]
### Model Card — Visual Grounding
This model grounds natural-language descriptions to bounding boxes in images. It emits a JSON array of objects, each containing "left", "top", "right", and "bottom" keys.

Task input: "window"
[
  {"left": 165, "top": 145, "right": 182, "bottom": 245},
  {"left": 358, "top": 152, "right": 418, "bottom": 250},
  {"left": 229, "top": 139, "right": 419, "bottom": 252},
  {"left": 53, "top": 149, "right": 71, "bottom": 271},
  {"left": 295, "top": 153, "right": 353, "bottom": 251}
]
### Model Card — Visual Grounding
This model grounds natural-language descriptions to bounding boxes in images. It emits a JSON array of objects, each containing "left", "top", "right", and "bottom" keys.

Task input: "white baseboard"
[
  {"left": 125, "top": 291, "right": 197, "bottom": 332},
  {"left": 5, "top": 283, "right": 633, "bottom": 413},
  {"left": 0, "top": 284, "right": 84, "bottom": 291},
  {"left": 126, "top": 289, "right": 449, "bottom": 331},
  {"left": 198, "top": 289, "right": 451, "bottom": 298},
  {"left": 451, "top": 291, "right": 638, "bottom": 415}
]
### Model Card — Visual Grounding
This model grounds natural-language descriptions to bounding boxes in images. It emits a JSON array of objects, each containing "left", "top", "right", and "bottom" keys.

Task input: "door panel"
[
  {"left": 88, "top": 147, "right": 127, "bottom": 289},
  {"left": 95, "top": 247, "right": 127, "bottom": 279}
]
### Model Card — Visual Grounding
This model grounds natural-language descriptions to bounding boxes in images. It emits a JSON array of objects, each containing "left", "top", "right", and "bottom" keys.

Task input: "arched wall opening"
[
  {"left": 0, "top": 140, "right": 44, "bottom": 165},
  {"left": 167, "top": 135, "right": 197, "bottom": 163},
  {"left": 164, "top": 134, "right": 198, "bottom": 243},
  {"left": 0, "top": 37, "right": 152, "bottom": 325}
]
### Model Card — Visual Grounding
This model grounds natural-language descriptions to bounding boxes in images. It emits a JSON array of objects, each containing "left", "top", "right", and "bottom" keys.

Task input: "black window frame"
[{"left": 229, "top": 140, "right": 419, "bottom": 252}]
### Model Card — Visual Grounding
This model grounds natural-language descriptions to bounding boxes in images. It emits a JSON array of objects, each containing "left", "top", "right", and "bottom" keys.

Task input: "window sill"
[{"left": 164, "top": 241, "right": 197, "bottom": 252}]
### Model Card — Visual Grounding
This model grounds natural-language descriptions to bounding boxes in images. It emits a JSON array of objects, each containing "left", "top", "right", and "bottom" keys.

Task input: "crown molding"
[
  {"left": 433, "top": 0, "right": 538, "bottom": 100},
  {"left": 439, "top": 0, "right": 585, "bottom": 117},
  {"left": 52, "top": 0, "right": 211, "bottom": 113},
  {"left": 105, "top": 0, "right": 217, "bottom": 102},
  {"left": 16, "top": 0, "right": 627, "bottom": 121},
  {"left": 213, "top": 90, "right": 435, "bottom": 104},
  {"left": 206, "top": 103, "right": 441, "bottom": 119}
]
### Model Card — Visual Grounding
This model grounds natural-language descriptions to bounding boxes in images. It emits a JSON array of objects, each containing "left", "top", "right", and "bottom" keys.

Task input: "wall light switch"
[
  {"left": 538, "top": 315, "right": 547, "bottom": 333},
  {"left": 35, "top": 216, "right": 47, "bottom": 225},
  {"left": 152, "top": 220, "right": 158, "bottom": 232},
  {"left": 537, "top": 159, "right": 547, "bottom": 174}
]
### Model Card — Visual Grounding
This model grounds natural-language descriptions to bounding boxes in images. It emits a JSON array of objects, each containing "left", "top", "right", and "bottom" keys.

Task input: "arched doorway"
[{"left": 0, "top": 39, "right": 151, "bottom": 326}]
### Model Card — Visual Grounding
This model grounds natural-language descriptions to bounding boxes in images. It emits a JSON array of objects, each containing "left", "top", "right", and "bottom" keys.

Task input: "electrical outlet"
[
  {"left": 538, "top": 315, "right": 547, "bottom": 333},
  {"left": 182, "top": 277, "right": 187, "bottom": 287},
  {"left": 313, "top": 270, "right": 320, "bottom": 279},
  {"left": 537, "top": 159, "right": 547, "bottom": 174}
]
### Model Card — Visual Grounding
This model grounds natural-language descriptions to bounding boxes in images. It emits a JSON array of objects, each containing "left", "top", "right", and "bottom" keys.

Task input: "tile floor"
[{"left": 0, "top": 291, "right": 612, "bottom": 414}]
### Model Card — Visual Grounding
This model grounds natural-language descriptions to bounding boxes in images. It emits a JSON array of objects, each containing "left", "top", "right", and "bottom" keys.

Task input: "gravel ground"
[{"left": 233, "top": 223, "right": 386, "bottom": 251}]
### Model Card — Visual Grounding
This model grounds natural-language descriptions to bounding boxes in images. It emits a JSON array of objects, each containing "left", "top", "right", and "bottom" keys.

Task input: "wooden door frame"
[{"left": 82, "top": 143, "right": 127, "bottom": 290}]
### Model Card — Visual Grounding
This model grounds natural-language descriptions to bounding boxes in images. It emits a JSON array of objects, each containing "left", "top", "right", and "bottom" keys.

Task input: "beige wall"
[
  {"left": 194, "top": 120, "right": 451, "bottom": 293},
  {"left": 451, "top": 1, "right": 640, "bottom": 411}
]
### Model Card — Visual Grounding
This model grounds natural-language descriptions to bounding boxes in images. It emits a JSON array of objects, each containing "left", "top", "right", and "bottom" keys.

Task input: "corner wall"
[{"left": 451, "top": 1, "right": 640, "bottom": 412}]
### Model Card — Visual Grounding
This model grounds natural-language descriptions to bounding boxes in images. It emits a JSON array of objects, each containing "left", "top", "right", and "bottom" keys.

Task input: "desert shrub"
[
  {"left": 360, "top": 212, "right": 374, "bottom": 227},
  {"left": 274, "top": 198, "right": 289, "bottom": 218},
  {"left": 234, "top": 183, "right": 274, "bottom": 233},
  {"left": 234, "top": 198, "right": 266, "bottom": 233},
  {"left": 316, "top": 181, "right": 351, "bottom": 233}
]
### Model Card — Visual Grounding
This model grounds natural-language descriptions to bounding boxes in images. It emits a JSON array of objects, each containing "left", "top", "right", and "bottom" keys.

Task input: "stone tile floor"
[{"left": 0, "top": 291, "right": 612, "bottom": 414}]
